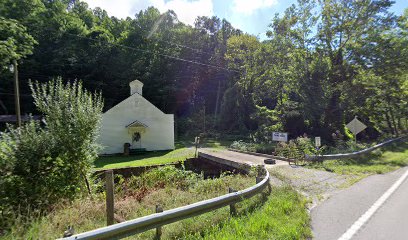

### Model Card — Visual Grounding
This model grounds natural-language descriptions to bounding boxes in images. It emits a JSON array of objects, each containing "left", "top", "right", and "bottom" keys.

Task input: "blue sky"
[{"left": 84, "top": 0, "right": 408, "bottom": 40}]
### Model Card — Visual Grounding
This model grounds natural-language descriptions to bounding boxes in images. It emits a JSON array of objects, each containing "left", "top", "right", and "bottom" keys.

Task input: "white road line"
[{"left": 338, "top": 167, "right": 408, "bottom": 240}]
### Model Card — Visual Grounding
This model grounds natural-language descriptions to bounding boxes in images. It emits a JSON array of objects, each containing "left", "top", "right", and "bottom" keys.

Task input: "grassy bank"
[
  {"left": 94, "top": 137, "right": 232, "bottom": 170},
  {"left": 184, "top": 186, "right": 311, "bottom": 240},
  {"left": 2, "top": 166, "right": 252, "bottom": 239},
  {"left": 2, "top": 166, "right": 311, "bottom": 240},
  {"left": 308, "top": 140, "right": 408, "bottom": 178},
  {"left": 94, "top": 147, "right": 194, "bottom": 169}
]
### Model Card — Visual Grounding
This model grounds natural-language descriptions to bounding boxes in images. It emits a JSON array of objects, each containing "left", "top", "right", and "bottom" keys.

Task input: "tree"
[
  {"left": 0, "top": 17, "right": 37, "bottom": 67},
  {"left": 317, "top": 0, "right": 395, "bottom": 133},
  {"left": 0, "top": 0, "right": 406, "bottom": 138},
  {"left": 0, "top": 78, "right": 103, "bottom": 231},
  {"left": 349, "top": 8, "right": 408, "bottom": 135}
]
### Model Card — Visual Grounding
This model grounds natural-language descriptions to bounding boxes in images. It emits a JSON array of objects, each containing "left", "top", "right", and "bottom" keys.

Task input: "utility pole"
[
  {"left": 12, "top": 60, "right": 21, "bottom": 128},
  {"left": 203, "top": 100, "right": 206, "bottom": 133},
  {"left": 214, "top": 77, "right": 221, "bottom": 129}
]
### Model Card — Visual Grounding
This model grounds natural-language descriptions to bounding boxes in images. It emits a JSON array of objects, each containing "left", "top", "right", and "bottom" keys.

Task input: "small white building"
[{"left": 98, "top": 80, "right": 174, "bottom": 154}]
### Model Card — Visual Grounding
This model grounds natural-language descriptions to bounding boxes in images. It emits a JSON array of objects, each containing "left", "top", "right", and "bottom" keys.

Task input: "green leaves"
[
  {"left": 223, "top": 0, "right": 407, "bottom": 138},
  {"left": 0, "top": 17, "right": 37, "bottom": 66},
  {"left": 0, "top": 78, "right": 103, "bottom": 231}
]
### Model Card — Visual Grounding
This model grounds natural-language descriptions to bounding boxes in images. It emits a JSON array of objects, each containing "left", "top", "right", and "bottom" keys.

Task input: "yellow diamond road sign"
[{"left": 346, "top": 118, "right": 367, "bottom": 135}]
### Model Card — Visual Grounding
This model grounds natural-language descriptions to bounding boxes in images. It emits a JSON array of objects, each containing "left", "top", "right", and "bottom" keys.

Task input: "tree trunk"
[
  {"left": 388, "top": 107, "right": 399, "bottom": 136},
  {"left": 214, "top": 78, "right": 221, "bottom": 129},
  {"left": 397, "top": 117, "right": 402, "bottom": 131},
  {"left": 384, "top": 111, "right": 394, "bottom": 135}
]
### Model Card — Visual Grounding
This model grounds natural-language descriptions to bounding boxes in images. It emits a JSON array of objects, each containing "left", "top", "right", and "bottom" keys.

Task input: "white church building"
[{"left": 98, "top": 80, "right": 174, "bottom": 154}]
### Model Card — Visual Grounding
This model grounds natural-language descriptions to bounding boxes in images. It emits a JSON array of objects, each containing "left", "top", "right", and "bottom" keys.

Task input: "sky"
[{"left": 83, "top": 0, "right": 408, "bottom": 40}]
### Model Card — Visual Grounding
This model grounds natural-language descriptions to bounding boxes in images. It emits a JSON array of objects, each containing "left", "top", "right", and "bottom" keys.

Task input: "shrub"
[
  {"left": 253, "top": 142, "right": 276, "bottom": 154},
  {"left": 327, "top": 131, "right": 370, "bottom": 154},
  {"left": 230, "top": 141, "right": 276, "bottom": 154},
  {"left": 275, "top": 136, "right": 326, "bottom": 159},
  {"left": 230, "top": 140, "right": 257, "bottom": 152},
  {"left": 117, "top": 166, "right": 203, "bottom": 197},
  {"left": 0, "top": 79, "right": 103, "bottom": 231}
]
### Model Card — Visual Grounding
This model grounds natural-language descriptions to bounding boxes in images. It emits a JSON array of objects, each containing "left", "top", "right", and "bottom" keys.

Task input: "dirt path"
[{"left": 267, "top": 165, "right": 354, "bottom": 209}]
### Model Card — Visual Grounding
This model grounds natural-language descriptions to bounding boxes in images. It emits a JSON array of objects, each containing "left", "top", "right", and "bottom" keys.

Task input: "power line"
[
  {"left": 147, "top": 37, "right": 216, "bottom": 57},
  {"left": 19, "top": 73, "right": 53, "bottom": 78},
  {"left": 63, "top": 32, "right": 239, "bottom": 73},
  {"left": 0, "top": 92, "right": 32, "bottom": 97}
]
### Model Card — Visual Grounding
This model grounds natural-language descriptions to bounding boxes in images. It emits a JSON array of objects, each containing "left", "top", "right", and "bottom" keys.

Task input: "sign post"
[
  {"left": 346, "top": 116, "right": 367, "bottom": 143},
  {"left": 315, "top": 137, "right": 321, "bottom": 148},
  {"left": 194, "top": 136, "right": 200, "bottom": 158}
]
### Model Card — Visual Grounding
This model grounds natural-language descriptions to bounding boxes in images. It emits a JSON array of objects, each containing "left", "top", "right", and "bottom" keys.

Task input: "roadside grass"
[
  {"left": 2, "top": 167, "right": 253, "bottom": 239},
  {"left": 2, "top": 166, "right": 311, "bottom": 240},
  {"left": 183, "top": 186, "right": 311, "bottom": 240},
  {"left": 94, "top": 147, "right": 194, "bottom": 169},
  {"left": 308, "top": 140, "right": 408, "bottom": 178}
]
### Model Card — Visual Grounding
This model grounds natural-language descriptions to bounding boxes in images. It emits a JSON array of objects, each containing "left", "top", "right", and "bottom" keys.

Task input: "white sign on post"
[
  {"left": 315, "top": 137, "right": 321, "bottom": 147},
  {"left": 346, "top": 117, "right": 367, "bottom": 135},
  {"left": 272, "top": 132, "right": 288, "bottom": 142}
]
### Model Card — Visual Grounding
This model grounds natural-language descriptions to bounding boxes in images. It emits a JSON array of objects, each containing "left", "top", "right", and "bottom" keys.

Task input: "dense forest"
[{"left": 1, "top": 0, "right": 407, "bottom": 141}]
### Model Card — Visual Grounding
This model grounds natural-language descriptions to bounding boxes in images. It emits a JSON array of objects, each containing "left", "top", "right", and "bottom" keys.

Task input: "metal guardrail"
[
  {"left": 60, "top": 167, "right": 270, "bottom": 240},
  {"left": 305, "top": 136, "right": 406, "bottom": 162}
]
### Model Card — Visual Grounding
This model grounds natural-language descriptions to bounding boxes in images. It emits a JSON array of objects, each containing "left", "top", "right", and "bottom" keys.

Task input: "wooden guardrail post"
[
  {"left": 155, "top": 205, "right": 163, "bottom": 239},
  {"left": 228, "top": 187, "right": 237, "bottom": 216},
  {"left": 256, "top": 166, "right": 263, "bottom": 184},
  {"left": 194, "top": 136, "right": 200, "bottom": 158},
  {"left": 256, "top": 176, "right": 262, "bottom": 184},
  {"left": 105, "top": 170, "right": 114, "bottom": 226}
]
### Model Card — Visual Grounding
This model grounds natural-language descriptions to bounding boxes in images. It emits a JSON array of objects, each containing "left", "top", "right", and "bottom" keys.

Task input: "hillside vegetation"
[{"left": 1, "top": 0, "right": 407, "bottom": 139}]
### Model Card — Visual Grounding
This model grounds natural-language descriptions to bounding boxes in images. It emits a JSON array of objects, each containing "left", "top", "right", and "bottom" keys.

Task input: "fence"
[
  {"left": 60, "top": 166, "right": 270, "bottom": 240},
  {"left": 305, "top": 136, "right": 406, "bottom": 162}
]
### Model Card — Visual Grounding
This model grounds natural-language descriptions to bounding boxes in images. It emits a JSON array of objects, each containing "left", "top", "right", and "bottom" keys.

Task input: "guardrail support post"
[
  {"left": 256, "top": 176, "right": 262, "bottom": 184},
  {"left": 256, "top": 166, "right": 264, "bottom": 184},
  {"left": 228, "top": 187, "right": 237, "bottom": 216},
  {"left": 105, "top": 170, "right": 114, "bottom": 226},
  {"left": 155, "top": 205, "right": 163, "bottom": 239}
]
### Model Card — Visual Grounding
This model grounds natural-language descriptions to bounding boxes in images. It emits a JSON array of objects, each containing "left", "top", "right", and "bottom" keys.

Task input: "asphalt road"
[
  {"left": 353, "top": 170, "right": 408, "bottom": 240},
  {"left": 311, "top": 166, "right": 408, "bottom": 240}
]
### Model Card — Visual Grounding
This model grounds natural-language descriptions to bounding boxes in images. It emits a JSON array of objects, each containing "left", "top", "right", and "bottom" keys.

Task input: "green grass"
[
  {"left": 2, "top": 166, "right": 311, "bottom": 240},
  {"left": 183, "top": 186, "right": 311, "bottom": 240},
  {"left": 308, "top": 140, "right": 408, "bottom": 178},
  {"left": 200, "top": 138, "right": 233, "bottom": 149},
  {"left": 93, "top": 137, "right": 233, "bottom": 170},
  {"left": 177, "top": 135, "right": 235, "bottom": 149},
  {"left": 94, "top": 147, "right": 194, "bottom": 169}
]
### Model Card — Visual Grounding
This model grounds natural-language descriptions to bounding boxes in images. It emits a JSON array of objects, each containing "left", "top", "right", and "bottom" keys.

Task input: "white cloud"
[
  {"left": 83, "top": 0, "right": 141, "bottom": 19},
  {"left": 232, "top": 0, "right": 278, "bottom": 15},
  {"left": 83, "top": 0, "right": 213, "bottom": 26},
  {"left": 152, "top": 0, "right": 213, "bottom": 25}
]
